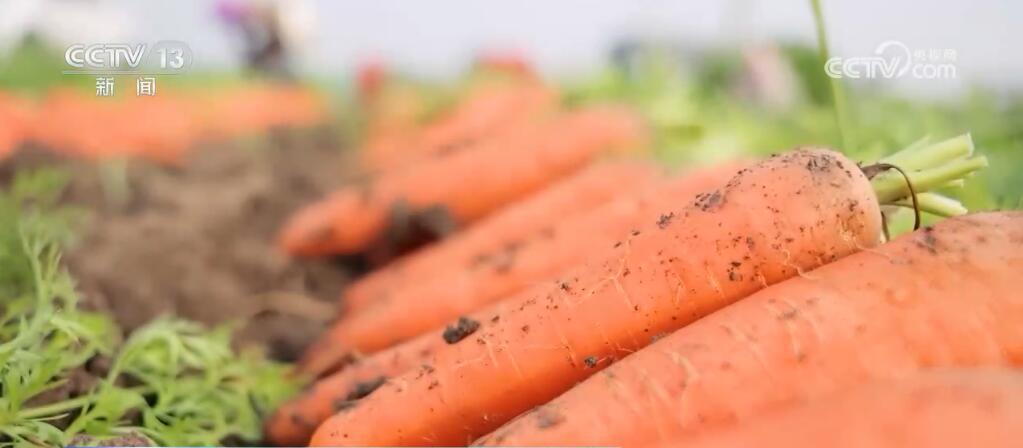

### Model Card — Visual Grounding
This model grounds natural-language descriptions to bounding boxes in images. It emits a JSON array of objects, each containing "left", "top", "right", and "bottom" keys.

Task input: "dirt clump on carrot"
[
  {"left": 307, "top": 148, "right": 884, "bottom": 446},
  {"left": 478, "top": 211, "right": 1023, "bottom": 447},
  {"left": 331, "top": 376, "right": 389, "bottom": 413},
  {"left": 442, "top": 316, "right": 482, "bottom": 344}
]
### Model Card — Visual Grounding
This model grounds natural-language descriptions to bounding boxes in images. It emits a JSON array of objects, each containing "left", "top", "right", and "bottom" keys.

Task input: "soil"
[
  {"left": 441, "top": 316, "right": 481, "bottom": 344},
  {"left": 2, "top": 128, "right": 357, "bottom": 361}
]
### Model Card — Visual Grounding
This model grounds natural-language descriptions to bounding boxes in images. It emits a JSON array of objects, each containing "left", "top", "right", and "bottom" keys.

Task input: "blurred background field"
[{"left": 4, "top": 1, "right": 1020, "bottom": 207}]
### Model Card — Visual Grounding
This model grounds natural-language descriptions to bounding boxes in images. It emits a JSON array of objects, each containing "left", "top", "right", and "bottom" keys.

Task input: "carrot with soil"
[
  {"left": 267, "top": 299, "right": 524, "bottom": 446},
  {"left": 658, "top": 369, "right": 1023, "bottom": 448},
  {"left": 299, "top": 161, "right": 748, "bottom": 374},
  {"left": 342, "top": 160, "right": 666, "bottom": 315},
  {"left": 278, "top": 106, "right": 649, "bottom": 257},
  {"left": 274, "top": 162, "right": 752, "bottom": 442},
  {"left": 477, "top": 211, "right": 1019, "bottom": 447},
  {"left": 308, "top": 138, "right": 983, "bottom": 446}
]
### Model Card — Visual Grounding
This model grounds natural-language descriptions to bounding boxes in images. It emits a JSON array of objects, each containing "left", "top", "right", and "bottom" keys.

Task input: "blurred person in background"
[
  {"left": 737, "top": 43, "right": 802, "bottom": 111},
  {"left": 215, "top": 0, "right": 315, "bottom": 79}
]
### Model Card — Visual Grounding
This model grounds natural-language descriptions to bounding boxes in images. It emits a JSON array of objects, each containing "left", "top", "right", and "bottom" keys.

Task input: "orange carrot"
[
  {"left": 477, "top": 211, "right": 1023, "bottom": 447},
  {"left": 341, "top": 160, "right": 667, "bottom": 315},
  {"left": 279, "top": 106, "right": 649, "bottom": 257},
  {"left": 267, "top": 337, "right": 433, "bottom": 445},
  {"left": 33, "top": 89, "right": 131, "bottom": 160},
  {"left": 7, "top": 83, "right": 322, "bottom": 163},
  {"left": 271, "top": 163, "right": 747, "bottom": 443},
  {"left": 662, "top": 369, "right": 1023, "bottom": 448},
  {"left": 119, "top": 95, "right": 201, "bottom": 164},
  {"left": 183, "top": 84, "right": 326, "bottom": 140},
  {"left": 361, "top": 81, "right": 557, "bottom": 171},
  {"left": 281, "top": 260, "right": 626, "bottom": 444},
  {"left": 281, "top": 161, "right": 666, "bottom": 439},
  {"left": 299, "top": 161, "right": 747, "bottom": 375},
  {"left": 267, "top": 301, "right": 517, "bottom": 446},
  {"left": 307, "top": 148, "right": 885, "bottom": 446}
]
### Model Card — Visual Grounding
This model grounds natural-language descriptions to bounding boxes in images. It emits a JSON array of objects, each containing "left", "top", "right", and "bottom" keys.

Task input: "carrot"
[
  {"left": 361, "top": 81, "right": 558, "bottom": 171},
  {"left": 268, "top": 301, "right": 516, "bottom": 446},
  {"left": 305, "top": 148, "right": 895, "bottom": 446},
  {"left": 278, "top": 106, "right": 649, "bottom": 257},
  {"left": 308, "top": 139, "right": 986, "bottom": 446},
  {"left": 662, "top": 369, "right": 1023, "bottom": 448},
  {"left": 267, "top": 336, "right": 433, "bottom": 445},
  {"left": 477, "top": 211, "right": 1021, "bottom": 447},
  {"left": 119, "top": 95, "right": 201, "bottom": 164},
  {"left": 342, "top": 160, "right": 667, "bottom": 315},
  {"left": 19, "top": 84, "right": 326, "bottom": 163},
  {"left": 293, "top": 138, "right": 983, "bottom": 445},
  {"left": 270, "top": 161, "right": 752, "bottom": 443},
  {"left": 34, "top": 89, "right": 130, "bottom": 160},
  {"left": 298, "top": 163, "right": 736, "bottom": 377},
  {"left": 274, "top": 284, "right": 593, "bottom": 445},
  {"left": 299, "top": 161, "right": 748, "bottom": 375},
  {"left": 285, "top": 249, "right": 650, "bottom": 445},
  {"left": 184, "top": 84, "right": 325, "bottom": 140}
]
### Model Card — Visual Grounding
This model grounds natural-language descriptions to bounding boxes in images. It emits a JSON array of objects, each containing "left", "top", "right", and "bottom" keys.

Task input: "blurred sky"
[{"left": 2, "top": 0, "right": 1019, "bottom": 97}]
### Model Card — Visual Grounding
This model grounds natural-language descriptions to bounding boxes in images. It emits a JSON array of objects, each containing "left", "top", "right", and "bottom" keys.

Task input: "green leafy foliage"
[
  {"left": 0, "top": 39, "right": 92, "bottom": 96},
  {"left": 0, "top": 170, "right": 302, "bottom": 447}
]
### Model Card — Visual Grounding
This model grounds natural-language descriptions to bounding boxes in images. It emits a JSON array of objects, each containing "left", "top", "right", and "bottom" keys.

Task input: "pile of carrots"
[
  {"left": 0, "top": 82, "right": 326, "bottom": 164},
  {"left": 268, "top": 68, "right": 1022, "bottom": 448}
]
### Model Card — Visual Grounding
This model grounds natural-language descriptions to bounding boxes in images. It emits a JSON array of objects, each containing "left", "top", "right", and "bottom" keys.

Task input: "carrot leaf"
[
  {"left": 869, "top": 134, "right": 985, "bottom": 203},
  {"left": 894, "top": 192, "right": 969, "bottom": 217},
  {"left": 0, "top": 169, "right": 303, "bottom": 447}
]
